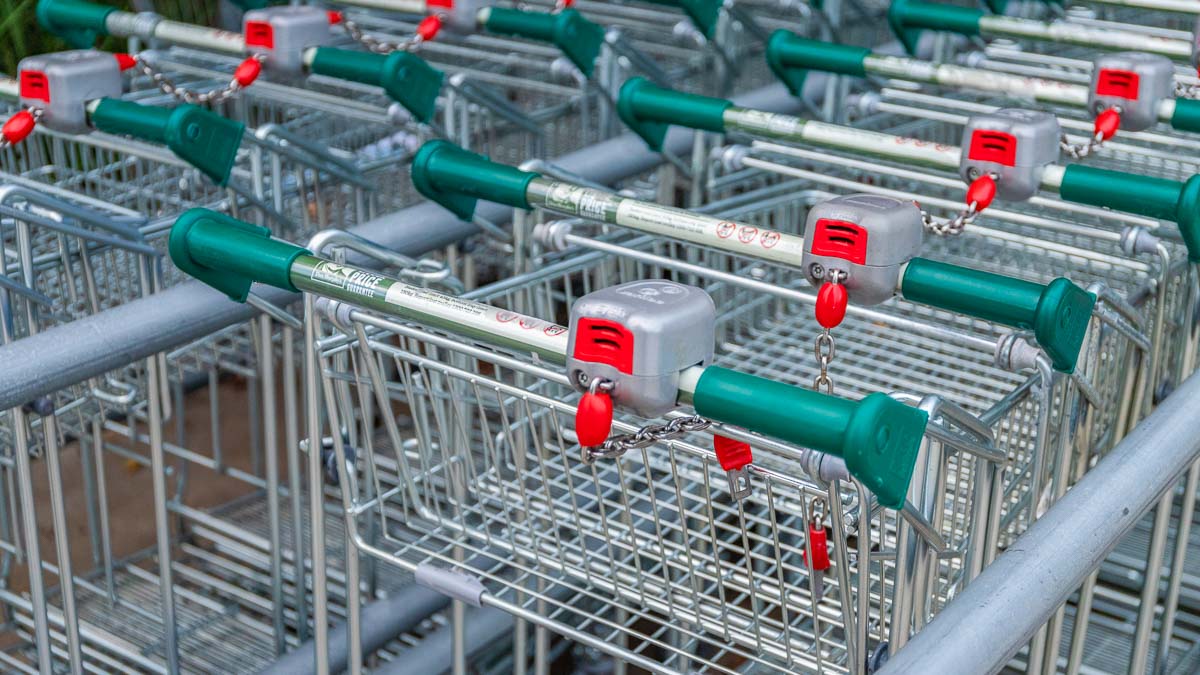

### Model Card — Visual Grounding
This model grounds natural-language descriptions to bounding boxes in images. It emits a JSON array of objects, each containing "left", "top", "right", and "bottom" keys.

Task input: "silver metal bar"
[{"left": 878, "top": 368, "right": 1200, "bottom": 675}]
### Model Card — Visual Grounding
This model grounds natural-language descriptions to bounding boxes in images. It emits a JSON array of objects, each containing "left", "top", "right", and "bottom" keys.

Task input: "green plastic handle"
[
  {"left": 639, "top": 0, "right": 721, "bottom": 39},
  {"left": 766, "top": 30, "right": 870, "bottom": 98},
  {"left": 169, "top": 209, "right": 310, "bottom": 302},
  {"left": 411, "top": 140, "right": 539, "bottom": 220},
  {"left": 692, "top": 366, "right": 928, "bottom": 509},
  {"left": 616, "top": 77, "right": 732, "bottom": 152},
  {"left": 901, "top": 258, "right": 1096, "bottom": 373},
  {"left": 89, "top": 99, "right": 244, "bottom": 186},
  {"left": 1058, "top": 165, "right": 1200, "bottom": 263},
  {"left": 482, "top": 8, "right": 604, "bottom": 78},
  {"left": 308, "top": 48, "right": 444, "bottom": 123},
  {"left": 984, "top": 0, "right": 1062, "bottom": 13},
  {"left": 888, "top": 0, "right": 983, "bottom": 55},
  {"left": 1171, "top": 99, "right": 1200, "bottom": 135},
  {"left": 36, "top": 0, "right": 115, "bottom": 49}
]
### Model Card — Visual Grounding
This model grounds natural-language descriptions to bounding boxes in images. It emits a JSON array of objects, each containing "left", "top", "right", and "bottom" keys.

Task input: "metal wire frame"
[{"left": 290, "top": 214, "right": 1154, "bottom": 672}]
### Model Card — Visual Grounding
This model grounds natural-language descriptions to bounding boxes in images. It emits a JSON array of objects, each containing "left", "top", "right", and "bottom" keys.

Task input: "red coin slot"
[
  {"left": 809, "top": 218, "right": 868, "bottom": 265},
  {"left": 572, "top": 318, "right": 634, "bottom": 375},
  {"left": 1095, "top": 69, "right": 1140, "bottom": 100},
  {"left": 244, "top": 21, "right": 275, "bottom": 49},
  {"left": 19, "top": 71, "right": 49, "bottom": 103},
  {"left": 967, "top": 129, "right": 1017, "bottom": 167}
]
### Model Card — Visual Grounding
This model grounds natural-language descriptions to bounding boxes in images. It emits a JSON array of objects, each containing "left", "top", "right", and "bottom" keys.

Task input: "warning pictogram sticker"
[
  {"left": 496, "top": 311, "right": 518, "bottom": 323},
  {"left": 544, "top": 325, "right": 567, "bottom": 337},
  {"left": 716, "top": 221, "right": 736, "bottom": 239},
  {"left": 738, "top": 226, "right": 758, "bottom": 244},
  {"left": 761, "top": 231, "right": 780, "bottom": 249}
]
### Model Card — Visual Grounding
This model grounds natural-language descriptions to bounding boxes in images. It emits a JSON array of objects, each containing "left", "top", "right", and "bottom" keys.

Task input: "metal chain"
[
  {"left": 921, "top": 206, "right": 976, "bottom": 236},
  {"left": 1059, "top": 130, "right": 1107, "bottom": 159},
  {"left": 813, "top": 329, "right": 835, "bottom": 394},
  {"left": 133, "top": 53, "right": 263, "bottom": 105},
  {"left": 0, "top": 107, "right": 43, "bottom": 150},
  {"left": 1176, "top": 81, "right": 1200, "bottom": 100},
  {"left": 582, "top": 415, "right": 712, "bottom": 463},
  {"left": 342, "top": 16, "right": 425, "bottom": 54}
]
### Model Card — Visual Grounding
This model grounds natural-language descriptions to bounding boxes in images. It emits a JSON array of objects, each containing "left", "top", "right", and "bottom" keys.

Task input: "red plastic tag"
[
  {"left": 575, "top": 391, "right": 613, "bottom": 447},
  {"left": 713, "top": 435, "right": 753, "bottom": 471},
  {"left": 966, "top": 174, "right": 996, "bottom": 212},
  {"left": 815, "top": 282, "right": 848, "bottom": 330},
  {"left": 804, "top": 521, "right": 830, "bottom": 571}
]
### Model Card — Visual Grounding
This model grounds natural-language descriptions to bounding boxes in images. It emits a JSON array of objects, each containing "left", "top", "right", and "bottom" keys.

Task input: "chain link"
[
  {"left": 582, "top": 415, "right": 712, "bottom": 463},
  {"left": 1059, "top": 130, "right": 1107, "bottom": 159},
  {"left": 0, "top": 107, "right": 43, "bottom": 150},
  {"left": 1176, "top": 81, "right": 1200, "bottom": 100},
  {"left": 342, "top": 16, "right": 425, "bottom": 54},
  {"left": 921, "top": 205, "right": 976, "bottom": 236},
  {"left": 813, "top": 329, "right": 835, "bottom": 394},
  {"left": 134, "top": 53, "right": 263, "bottom": 105}
]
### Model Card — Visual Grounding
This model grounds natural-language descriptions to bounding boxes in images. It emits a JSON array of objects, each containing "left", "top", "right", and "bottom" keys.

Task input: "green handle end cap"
[
  {"left": 766, "top": 30, "right": 870, "bottom": 97},
  {"left": 617, "top": 77, "right": 672, "bottom": 152},
  {"left": 169, "top": 209, "right": 307, "bottom": 302},
  {"left": 484, "top": 8, "right": 603, "bottom": 77},
  {"left": 1034, "top": 278, "right": 1097, "bottom": 374},
  {"left": 888, "top": 0, "right": 982, "bottom": 55},
  {"left": 842, "top": 393, "right": 928, "bottom": 510},
  {"left": 37, "top": 0, "right": 115, "bottom": 48},
  {"left": 888, "top": 0, "right": 923, "bottom": 55},
  {"left": 381, "top": 52, "right": 444, "bottom": 124},
  {"left": 411, "top": 140, "right": 538, "bottom": 221},
  {"left": 164, "top": 105, "right": 245, "bottom": 186},
  {"left": 1171, "top": 98, "right": 1200, "bottom": 135},
  {"left": 677, "top": 0, "right": 721, "bottom": 39},
  {"left": 1177, "top": 175, "right": 1200, "bottom": 264}
]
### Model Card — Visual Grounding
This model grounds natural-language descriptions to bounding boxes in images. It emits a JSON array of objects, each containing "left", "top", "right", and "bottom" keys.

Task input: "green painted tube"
[
  {"left": 766, "top": 30, "right": 870, "bottom": 97},
  {"left": 1057, "top": 164, "right": 1182, "bottom": 219},
  {"left": 901, "top": 258, "right": 1095, "bottom": 373},
  {"left": 638, "top": 0, "right": 721, "bottom": 38},
  {"left": 692, "top": 366, "right": 928, "bottom": 509},
  {"left": 1171, "top": 99, "right": 1200, "bottom": 134},
  {"left": 169, "top": 209, "right": 310, "bottom": 302},
  {"left": 616, "top": 77, "right": 732, "bottom": 151}
]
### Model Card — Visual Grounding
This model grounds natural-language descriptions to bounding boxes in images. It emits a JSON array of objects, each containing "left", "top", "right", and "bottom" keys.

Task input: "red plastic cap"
[
  {"left": 234, "top": 57, "right": 262, "bottom": 87},
  {"left": 804, "top": 521, "right": 831, "bottom": 571},
  {"left": 713, "top": 435, "right": 753, "bottom": 471},
  {"left": 575, "top": 391, "right": 613, "bottom": 447},
  {"left": 327, "top": 10, "right": 344, "bottom": 24},
  {"left": 815, "top": 281, "right": 848, "bottom": 330},
  {"left": 417, "top": 15, "right": 442, "bottom": 41},
  {"left": 114, "top": 53, "right": 138, "bottom": 71},
  {"left": 1095, "top": 108, "right": 1121, "bottom": 141},
  {"left": 966, "top": 173, "right": 996, "bottom": 212},
  {"left": 2, "top": 111, "right": 36, "bottom": 145}
]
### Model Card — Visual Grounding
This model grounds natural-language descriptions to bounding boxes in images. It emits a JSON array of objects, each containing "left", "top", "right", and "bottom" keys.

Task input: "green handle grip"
[
  {"left": 616, "top": 77, "right": 732, "bottom": 152},
  {"left": 983, "top": 0, "right": 1063, "bottom": 13},
  {"left": 411, "top": 140, "right": 539, "bottom": 220},
  {"left": 692, "top": 366, "right": 928, "bottom": 509},
  {"left": 36, "top": 0, "right": 115, "bottom": 49},
  {"left": 89, "top": 99, "right": 244, "bottom": 186},
  {"left": 888, "top": 0, "right": 983, "bottom": 55},
  {"left": 169, "top": 209, "right": 309, "bottom": 302},
  {"left": 308, "top": 48, "right": 443, "bottom": 123},
  {"left": 1171, "top": 98, "right": 1200, "bottom": 135},
  {"left": 1058, "top": 165, "right": 1200, "bottom": 262},
  {"left": 766, "top": 30, "right": 870, "bottom": 98},
  {"left": 901, "top": 258, "right": 1096, "bottom": 373},
  {"left": 639, "top": 0, "right": 721, "bottom": 39},
  {"left": 482, "top": 8, "right": 604, "bottom": 78}
]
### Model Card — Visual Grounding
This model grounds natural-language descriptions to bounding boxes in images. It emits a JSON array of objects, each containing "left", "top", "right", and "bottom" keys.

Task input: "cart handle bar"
[
  {"left": 169, "top": 207, "right": 930, "bottom": 508},
  {"left": 410, "top": 139, "right": 1096, "bottom": 372},
  {"left": 90, "top": 99, "right": 243, "bottom": 185}
]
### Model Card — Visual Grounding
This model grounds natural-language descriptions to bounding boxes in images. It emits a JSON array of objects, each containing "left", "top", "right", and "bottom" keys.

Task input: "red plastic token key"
[
  {"left": 234, "top": 57, "right": 263, "bottom": 87},
  {"left": 575, "top": 390, "right": 613, "bottom": 447},
  {"left": 417, "top": 15, "right": 443, "bottom": 41},
  {"left": 806, "top": 519, "right": 831, "bottom": 571},
  {"left": 327, "top": 10, "right": 344, "bottom": 24},
  {"left": 2, "top": 111, "right": 36, "bottom": 145},
  {"left": 815, "top": 281, "right": 848, "bottom": 330},
  {"left": 1095, "top": 108, "right": 1121, "bottom": 141},
  {"left": 965, "top": 174, "right": 996, "bottom": 212},
  {"left": 714, "top": 435, "right": 753, "bottom": 472}
]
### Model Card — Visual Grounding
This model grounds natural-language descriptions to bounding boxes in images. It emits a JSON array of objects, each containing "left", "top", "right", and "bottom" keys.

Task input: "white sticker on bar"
[
  {"left": 728, "top": 109, "right": 805, "bottom": 139},
  {"left": 614, "top": 200, "right": 806, "bottom": 266}
]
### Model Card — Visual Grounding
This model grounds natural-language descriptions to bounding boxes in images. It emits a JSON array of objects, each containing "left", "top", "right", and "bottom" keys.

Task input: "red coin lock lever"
[
  {"left": 575, "top": 389, "right": 613, "bottom": 447},
  {"left": 1095, "top": 108, "right": 1121, "bottom": 141},
  {"left": 966, "top": 173, "right": 996, "bottom": 213},
  {"left": 804, "top": 519, "right": 831, "bottom": 571},
  {"left": 417, "top": 15, "right": 443, "bottom": 41},
  {"left": 815, "top": 281, "right": 848, "bottom": 330},
  {"left": 2, "top": 111, "right": 36, "bottom": 145}
]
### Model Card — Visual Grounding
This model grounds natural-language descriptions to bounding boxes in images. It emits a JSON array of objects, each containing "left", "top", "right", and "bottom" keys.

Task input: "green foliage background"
[{"left": 0, "top": 0, "right": 221, "bottom": 75}]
